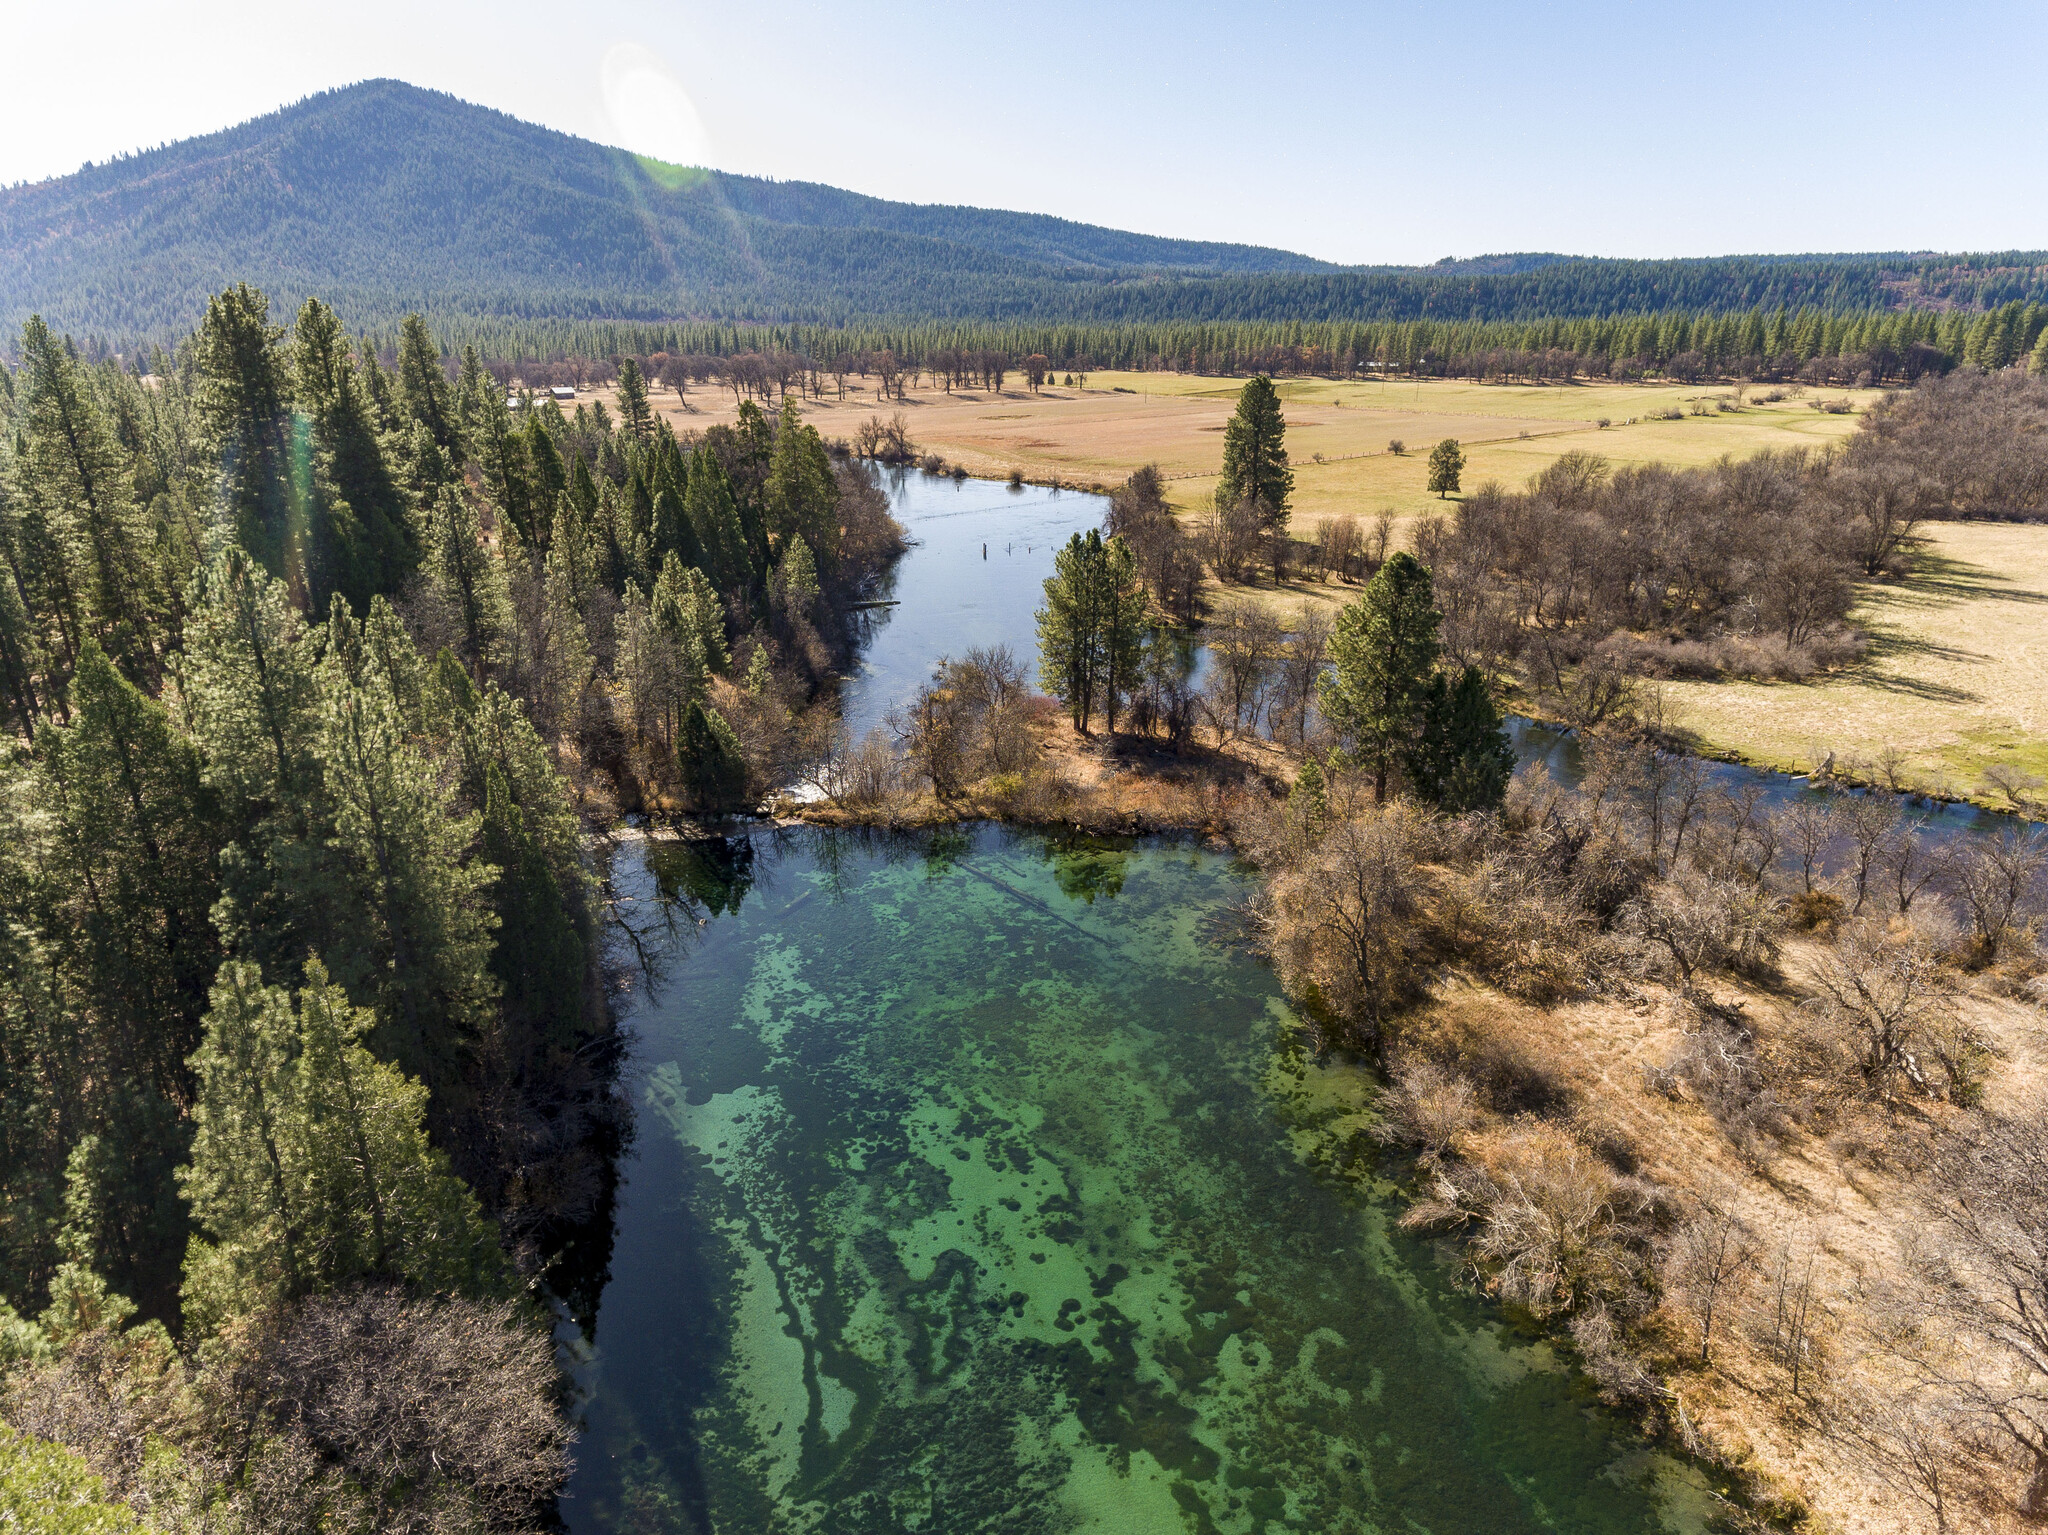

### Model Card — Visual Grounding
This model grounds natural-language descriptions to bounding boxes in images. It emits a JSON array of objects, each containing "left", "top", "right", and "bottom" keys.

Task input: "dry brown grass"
[
  {"left": 1366, "top": 941, "right": 2048, "bottom": 1535},
  {"left": 776, "top": 710, "right": 1289, "bottom": 835},
  {"left": 626, "top": 370, "right": 1878, "bottom": 526},
  {"left": 1655, "top": 520, "right": 2048, "bottom": 803}
]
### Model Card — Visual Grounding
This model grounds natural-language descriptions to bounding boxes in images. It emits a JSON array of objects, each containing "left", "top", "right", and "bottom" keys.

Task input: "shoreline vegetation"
[
  {"left": 763, "top": 656, "right": 2048, "bottom": 1535},
  {"left": 751, "top": 368, "right": 2048, "bottom": 1533}
]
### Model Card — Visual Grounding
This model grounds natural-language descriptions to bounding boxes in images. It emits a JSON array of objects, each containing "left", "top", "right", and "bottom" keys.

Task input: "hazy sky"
[{"left": 7, "top": 0, "right": 2045, "bottom": 264}]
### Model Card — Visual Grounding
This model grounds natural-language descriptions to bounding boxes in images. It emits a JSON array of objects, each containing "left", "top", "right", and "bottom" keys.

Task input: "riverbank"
[{"left": 746, "top": 700, "right": 2048, "bottom": 1534}]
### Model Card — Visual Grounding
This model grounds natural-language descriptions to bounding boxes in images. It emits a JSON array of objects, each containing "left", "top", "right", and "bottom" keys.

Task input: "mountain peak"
[{"left": 0, "top": 80, "right": 1334, "bottom": 338}]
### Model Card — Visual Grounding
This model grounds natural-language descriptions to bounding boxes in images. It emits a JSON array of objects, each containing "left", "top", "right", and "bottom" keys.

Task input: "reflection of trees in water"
[
  {"left": 648, "top": 834, "right": 759, "bottom": 916},
  {"left": 1044, "top": 834, "right": 1131, "bottom": 904}
]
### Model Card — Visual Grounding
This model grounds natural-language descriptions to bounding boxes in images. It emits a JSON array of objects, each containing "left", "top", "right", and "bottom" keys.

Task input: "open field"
[
  {"left": 633, "top": 372, "right": 2048, "bottom": 801},
  {"left": 638, "top": 370, "right": 1880, "bottom": 524},
  {"left": 1658, "top": 520, "right": 2048, "bottom": 799}
]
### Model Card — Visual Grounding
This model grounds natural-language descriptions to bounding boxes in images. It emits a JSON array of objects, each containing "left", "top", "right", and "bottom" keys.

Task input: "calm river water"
[
  {"left": 559, "top": 468, "right": 2003, "bottom": 1533},
  {"left": 564, "top": 827, "right": 1713, "bottom": 1533}
]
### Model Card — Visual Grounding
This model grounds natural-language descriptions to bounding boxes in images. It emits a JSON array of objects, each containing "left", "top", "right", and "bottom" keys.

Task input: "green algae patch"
[{"left": 568, "top": 828, "right": 1710, "bottom": 1534}]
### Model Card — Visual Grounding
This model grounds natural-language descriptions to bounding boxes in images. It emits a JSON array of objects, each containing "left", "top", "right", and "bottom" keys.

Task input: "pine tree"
[
  {"left": 396, "top": 314, "right": 459, "bottom": 457},
  {"left": 678, "top": 700, "right": 747, "bottom": 810},
  {"left": 182, "top": 545, "right": 320, "bottom": 811},
  {"left": 535, "top": 539, "right": 594, "bottom": 740},
  {"left": 479, "top": 765, "right": 586, "bottom": 1051},
  {"left": 35, "top": 641, "right": 222, "bottom": 1099},
  {"left": 684, "top": 446, "right": 753, "bottom": 595},
  {"left": 314, "top": 646, "right": 498, "bottom": 1104},
  {"left": 180, "top": 958, "right": 506, "bottom": 1329},
  {"left": 1098, "top": 535, "right": 1149, "bottom": 733},
  {"left": 615, "top": 358, "right": 653, "bottom": 439},
  {"left": 292, "top": 298, "right": 416, "bottom": 609},
  {"left": 769, "top": 536, "right": 820, "bottom": 624},
  {"left": 1426, "top": 438, "right": 1465, "bottom": 498},
  {"left": 426, "top": 485, "right": 512, "bottom": 684},
  {"left": 1037, "top": 530, "right": 1106, "bottom": 731},
  {"left": 522, "top": 413, "right": 567, "bottom": 550},
  {"left": 195, "top": 287, "right": 299, "bottom": 585},
  {"left": 1215, "top": 375, "right": 1293, "bottom": 534},
  {"left": 1405, "top": 665, "right": 1515, "bottom": 813},
  {"left": 766, "top": 397, "right": 838, "bottom": 560},
  {"left": 1287, "top": 757, "right": 1329, "bottom": 840},
  {"left": 1320, "top": 552, "right": 1442, "bottom": 803},
  {"left": 1034, "top": 529, "right": 1148, "bottom": 733},
  {"left": 17, "top": 317, "right": 164, "bottom": 688},
  {"left": 454, "top": 344, "right": 494, "bottom": 446}
]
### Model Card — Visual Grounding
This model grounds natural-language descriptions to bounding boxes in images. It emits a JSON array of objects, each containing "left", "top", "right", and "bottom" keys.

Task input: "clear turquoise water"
[{"left": 563, "top": 827, "right": 1713, "bottom": 1534}]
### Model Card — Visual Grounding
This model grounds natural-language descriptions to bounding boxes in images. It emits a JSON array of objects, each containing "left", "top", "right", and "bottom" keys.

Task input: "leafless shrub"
[
  {"left": 1980, "top": 763, "right": 2046, "bottom": 812},
  {"left": 1823, "top": 1386, "right": 1984, "bottom": 1535},
  {"left": 1410, "top": 1122, "right": 1658, "bottom": 1317},
  {"left": 1661, "top": 993, "right": 1791, "bottom": 1163},
  {"left": 1805, "top": 923, "right": 1983, "bottom": 1105},
  {"left": 1879, "top": 1114, "right": 2048, "bottom": 1519},
  {"left": 1751, "top": 1229, "right": 1832, "bottom": 1402},
  {"left": 1949, "top": 823, "right": 2048, "bottom": 964},
  {"left": 854, "top": 412, "right": 916, "bottom": 462},
  {"left": 839, "top": 727, "right": 900, "bottom": 805},
  {"left": 1314, "top": 517, "right": 1361, "bottom": 582},
  {"left": 1200, "top": 495, "right": 1265, "bottom": 584},
  {"left": 213, "top": 1287, "right": 572, "bottom": 1535},
  {"left": 1664, "top": 1186, "right": 1755, "bottom": 1365},
  {"left": 1371, "top": 1053, "right": 1481, "bottom": 1160},
  {"left": 1260, "top": 803, "right": 1434, "bottom": 1040},
  {"left": 1628, "top": 869, "right": 1782, "bottom": 988},
  {"left": 1199, "top": 599, "right": 1283, "bottom": 740}
]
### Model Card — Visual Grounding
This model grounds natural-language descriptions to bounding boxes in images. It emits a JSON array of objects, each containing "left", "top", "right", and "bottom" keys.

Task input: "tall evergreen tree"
[
  {"left": 314, "top": 640, "right": 498, "bottom": 1112},
  {"left": 182, "top": 544, "right": 320, "bottom": 814},
  {"left": 478, "top": 765, "right": 586, "bottom": 1053},
  {"left": 684, "top": 446, "right": 753, "bottom": 595},
  {"left": 615, "top": 358, "right": 653, "bottom": 440},
  {"left": 1038, "top": 530, "right": 1105, "bottom": 731},
  {"left": 425, "top": 485, "right": 512, "bottom": 685},
  {"left": 179, "top": 958, "right": 505, "bottom": 1330},
  {"left": 291, "top": 298, "right": 415, "bottom": 609},
  {"left": 1215, "top": 375, "right": 1293, "bottom": 535},
  {"left": 194, "top": 286, "right": 298, "bottom": 592},
  {"left": 17, "top": 317, "right": 164, "bottom": 689},
  {"left": 396, "top": 314, "right": 459, "bottom": 457},
  {"left": 766, "top": 397, "right": 838, "bottom": 561},
  {"left": 1320, "top": 552, "right": 1442, "bottom": 803},
  {"left": 1035, "top": 530, "right": 1148, "bottom": 733},
  {"left": 1405, "top": 665, "right": 1515, "bottom": 813}
]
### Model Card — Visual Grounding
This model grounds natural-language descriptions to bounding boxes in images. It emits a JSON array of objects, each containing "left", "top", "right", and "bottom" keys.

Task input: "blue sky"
[{"left": 7, "top": 0, "right": 2045, "bottom": 263}]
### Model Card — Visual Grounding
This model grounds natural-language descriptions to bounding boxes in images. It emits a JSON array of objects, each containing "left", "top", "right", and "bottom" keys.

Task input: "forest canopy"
[{"left": 0, "top": 282, "right": 903, "bottom": 1531}]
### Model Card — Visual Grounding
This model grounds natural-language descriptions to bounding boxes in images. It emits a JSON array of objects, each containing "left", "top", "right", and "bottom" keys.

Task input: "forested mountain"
[
  {"left": 0, "top": 80, "right": 1330, "bottom": 341},
  {"left": 7, "top": 79, "right": 2048, "bottom": 346}
]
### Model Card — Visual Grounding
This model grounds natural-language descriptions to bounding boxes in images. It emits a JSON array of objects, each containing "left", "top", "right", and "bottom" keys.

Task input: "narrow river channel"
[{"left": 558, "top": 468, "right": 2004, "bottom": 1533}]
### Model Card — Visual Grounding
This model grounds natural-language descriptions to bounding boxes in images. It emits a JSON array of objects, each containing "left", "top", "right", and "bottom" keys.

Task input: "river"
[{"left": 558, "top": 469, "right": 1998, "bottom": 1533}]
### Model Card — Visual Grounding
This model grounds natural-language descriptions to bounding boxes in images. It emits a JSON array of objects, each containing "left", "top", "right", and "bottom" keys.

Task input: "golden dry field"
[
  {"left": 637, "top": 369, "right": 1880, "bottom": 523},
  {"left": 1657, "top": 520, "right": 2048, "bottom": 797},
  {"left": 623, "top": 372, "right": 2048, "bottom": 796}
]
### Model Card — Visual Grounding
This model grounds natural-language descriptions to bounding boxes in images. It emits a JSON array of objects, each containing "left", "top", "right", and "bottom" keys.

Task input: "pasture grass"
[
  {"left": 1654, "top": 521, "right": 2048, "bottom": 801},
  {"left": 642, "top": 373, "right": 2048, "bottom": 799}
]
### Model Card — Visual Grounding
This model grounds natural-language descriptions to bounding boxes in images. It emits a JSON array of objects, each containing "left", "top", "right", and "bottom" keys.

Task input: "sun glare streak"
[{"left": 599, "top": 42, "right": 708, "bottom": 168}]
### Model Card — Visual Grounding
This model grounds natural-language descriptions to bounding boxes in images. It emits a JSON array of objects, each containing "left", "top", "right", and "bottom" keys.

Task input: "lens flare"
[{"left": 599, "top": 42, "right": 709, "bottom": 168}]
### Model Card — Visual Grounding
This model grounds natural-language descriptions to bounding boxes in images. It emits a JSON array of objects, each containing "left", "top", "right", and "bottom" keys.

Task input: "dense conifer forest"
[{"left": 0, "top": 284, "right": 902, "bottom": 1529}]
